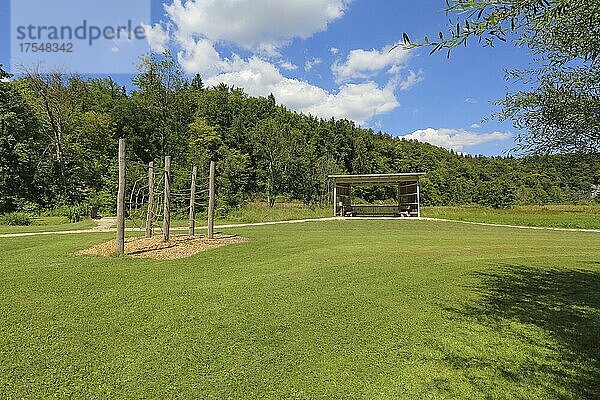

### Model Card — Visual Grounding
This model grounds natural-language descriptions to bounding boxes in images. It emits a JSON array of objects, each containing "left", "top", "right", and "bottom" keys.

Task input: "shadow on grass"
[{"left": 451, "top": 265, "right": 600, "bottom": 397}]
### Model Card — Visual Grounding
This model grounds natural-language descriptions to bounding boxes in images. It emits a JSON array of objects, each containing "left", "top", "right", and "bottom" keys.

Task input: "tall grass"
[{"left": 423, "top": 204, "right": 600, "bottom": 229}]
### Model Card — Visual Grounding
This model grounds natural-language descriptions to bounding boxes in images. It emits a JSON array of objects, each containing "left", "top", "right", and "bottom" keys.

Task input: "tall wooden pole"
[
  {"left": 397, "top": 184, "right": 401, "bottom": 215},
  {"left": 145, "top": 161, "right": 154, "bottom": 238},
  {"left": 188, "top": 166, "right": 197, "bottom": 236},
  {"left": 416, "top": 179, "right": 421, "bottom": 218},
  {"left": 207, "top": 160, "right": 215, "bottom": 239},
  {"left": 116, "top": 138, "right": 126, "bottom": 255},
  {"left": 333, "top": 184, "right": 337, "bottom": 216},
  {"left": 163, "top": 156, "right": 172, "bottom": 242}
]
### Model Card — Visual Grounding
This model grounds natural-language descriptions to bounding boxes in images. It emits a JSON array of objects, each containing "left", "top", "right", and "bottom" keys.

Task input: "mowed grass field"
[
  {"left": 0, "top": 217, "right": 97, "bottom": 234},
  {"left": 423, "top": 204, "right": 600, "bottom": 230},
  {"left": 0, "top": 219, "right": 598, "bottom": 398},
  {"left": 4, "top": 204, "right": 599, "bottom": 234},
  {"left": 156, "top": 202, "right": 332, "bottom": 229}
]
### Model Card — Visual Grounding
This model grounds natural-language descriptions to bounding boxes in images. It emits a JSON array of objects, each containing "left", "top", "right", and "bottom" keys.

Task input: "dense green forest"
[{"left": 0, "top": 54, "right": 598, "bottom": 216}]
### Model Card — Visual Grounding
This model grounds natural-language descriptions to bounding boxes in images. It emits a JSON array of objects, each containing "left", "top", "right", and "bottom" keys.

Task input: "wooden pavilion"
[{"left": 329, "top": 173, "right": 425, "bottom": 217}]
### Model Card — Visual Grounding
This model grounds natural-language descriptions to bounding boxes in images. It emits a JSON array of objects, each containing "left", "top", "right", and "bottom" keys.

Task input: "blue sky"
[{"left": 0, "top": 0, "right": 538, "bottom": 155}]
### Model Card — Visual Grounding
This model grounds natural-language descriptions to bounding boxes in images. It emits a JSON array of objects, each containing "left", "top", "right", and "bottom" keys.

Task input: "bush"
[
  {"left": 0, "top": 212, "right": 33, "bottom": 226},
  {"left": 89, "top": 191, "right": 115, "bottom": 215},
  {"left": 64, "top": 204, "right": 89, "bottom": 223},
  {"left": 42, "top": 204, "right": 90, "bottom": 223},
  {"left": 20, "top": 202, "right": 41, "bottom": 215}
]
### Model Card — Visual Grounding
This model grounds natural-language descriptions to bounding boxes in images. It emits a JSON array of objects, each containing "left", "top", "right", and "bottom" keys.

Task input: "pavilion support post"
[
  {"left": 116, "top": 138, "right": 126, "bottom": 255},
  {"left": 145, "top": 161, "right": 154, "bottom": 238},
  {"left": 397, "top": 184, "right": 401, "bottom": 215},
  {"left": 163, "top": 156, "right": 172, "bottom": 242},
  {"left": 348, "top": 185, "right": 352, "bottom": 217},
  {"left": 333, "top": 184, "right": 337, "bottom": 216},
  {"left": 188, "top": 166, "right": 197, "bottom": 236},
  {"left": 416, "top": 179, "right": 421, "bottom": 218}
]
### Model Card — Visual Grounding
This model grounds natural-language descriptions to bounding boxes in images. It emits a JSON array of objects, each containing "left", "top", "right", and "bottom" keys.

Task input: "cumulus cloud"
[
  {"left": 203, "top": 57, "right": 399, "bottom": 125},
  {"left": 470, "top": 123, "right": 481, "bottom": 129},
  {"left": 400, "top": 128, "right": 512, "bottom": 151},
  {"left": 142, "top": 23, "right": 169, "bottom": 52},
  {"left": 302, "top": 81, "right": 399, "bottom": 124},
  {"left": 332, "top": 43, "right": 411, "bottom": 82},
  {"left": 164, "top": 0, "right": 349, "bottom": 54},
  {"left": 329, "top": 47, "right": 339, "bottom": 55},
  {"left": 177, "top": 38, "right": 227, "bottom": 77},
  {"left": 146, "top": 0, "right": 408, "bottom": 125}
]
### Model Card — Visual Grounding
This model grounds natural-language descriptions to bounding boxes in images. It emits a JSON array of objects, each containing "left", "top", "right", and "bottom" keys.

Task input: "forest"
[{"left": 1, "top": 52, "right": 599, "bottom": 217}]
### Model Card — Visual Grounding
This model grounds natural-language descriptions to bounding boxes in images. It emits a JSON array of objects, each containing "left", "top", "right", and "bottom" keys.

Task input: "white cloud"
[
  {"left": 465, "top": 97, "right": 478, "bottom": 104},
  {"left": 302, "top": 81, "right": 399, "bottom": 124},
  {"left": 400, "top": 128, "right": 512, "bottom": 151},
  {"left": 470, "top": 123, "right": 481, "bottom": 129},
  {"left": 329, "top": 47, "right": 339, "bottom": 55},
  {"left": 151, "top": 0, "right": 407, "bottom": 125},
  {"left": 279, "top": 60, "right": 298, "bottom": 71},
  {"left": 201, "top": 57, "right": 398, "bottom": 125},
  {"left": 304, "top": 57, "right": 322, "bottom": 71},
  {"left": 332, "top": 43, "right": 412, "bottom": 82},
  {"left": 177, "top": 38, "right": 227, "bottom": 77},
  {"left": 164, "top": 0, "right": 349, "bottom": 54},
  {"left": 142, "top": 23, "right": 169, "bottom": 53},
  {"left": 397, "top": 69, "right": 424, "bottom": 91}
]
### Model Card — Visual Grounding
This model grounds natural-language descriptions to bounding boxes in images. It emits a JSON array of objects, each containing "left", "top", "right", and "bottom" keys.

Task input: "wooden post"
[
  {"left": 333, "top": 184, "right": 337, "bottom": 216},
  {"left": 416, "top": 179, "right": 421, "bottom": 218},
  {"left": 145, "top": 161, "right": 154, "bottom": 238},
  {"left": 163, "top": 156, "right": 171, "bottom": 242},
  {"left": 397, "top": 184, "right": 401, "bottom": 215},
  {"left": 188, "top": 166, "right": 197, "bottom": 236},
  {"left": 116, "top": 138, "right": 126, "bottom": 255},
  {"left": 207, "top": 160, "right": 215, "bottom": 239}
]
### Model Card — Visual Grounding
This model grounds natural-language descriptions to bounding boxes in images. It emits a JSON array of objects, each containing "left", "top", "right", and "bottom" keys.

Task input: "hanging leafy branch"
[
  {"left": 396, "top": 0, "right": 600, "bottom": 154},
  {"left": 397, "top": 0, "right": 599, "bottom": 62}
]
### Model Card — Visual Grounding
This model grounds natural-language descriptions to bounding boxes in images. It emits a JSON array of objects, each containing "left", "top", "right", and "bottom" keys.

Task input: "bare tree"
[{"left": 17, "top": 63, "right": 81, "bottom": 194}]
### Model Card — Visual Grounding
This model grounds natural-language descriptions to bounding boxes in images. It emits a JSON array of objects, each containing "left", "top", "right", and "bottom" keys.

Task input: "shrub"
[
  {"left": 64, "top": 204, "right": 90, "bottom": 223},
  {"left": 43, "top": 204, "right": 90, "bottom": 223},
  {"left": 20, "top": 202, "right": 41, "bottom": 215},
  {"left": 89, "top": 192, "right": 115, "bottom": 215},
  {"left": 0, "top": 212, "right": 33, "bottom": 226}
]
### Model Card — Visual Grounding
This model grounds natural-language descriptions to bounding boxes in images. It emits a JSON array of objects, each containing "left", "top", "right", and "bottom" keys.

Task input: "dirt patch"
[{"left": 74, "top": 234, "right": 248, "bottom": 260}]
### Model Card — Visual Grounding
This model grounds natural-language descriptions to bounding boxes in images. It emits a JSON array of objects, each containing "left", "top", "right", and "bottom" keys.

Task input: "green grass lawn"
[
  {"left": 0, "top": 216, "right": 97, "bottom": 234},
  {"left": 153, "top": 202, "right": 332, "bottom": 229},
  {"left": 218, "top": 202, "right": 331, "bottom": 224},
  {"left": 423, "top": 204, "right": 600, "bottom": 230},
  {"left": 7, "top": 204, "right": 599, "bottom": 234},
  {"left": 0, "top": 219, "right": 598, "bottom": 398}
]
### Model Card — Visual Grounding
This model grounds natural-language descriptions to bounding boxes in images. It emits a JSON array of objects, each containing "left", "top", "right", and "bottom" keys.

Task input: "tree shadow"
[{"left": 448, "top": 265, "right": 600, "bottom": 398}]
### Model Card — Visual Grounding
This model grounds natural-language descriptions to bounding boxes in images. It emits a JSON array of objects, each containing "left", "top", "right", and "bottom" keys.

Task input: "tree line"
[{"left": 0, "top": 53, "right": 598, "bottom": 216}]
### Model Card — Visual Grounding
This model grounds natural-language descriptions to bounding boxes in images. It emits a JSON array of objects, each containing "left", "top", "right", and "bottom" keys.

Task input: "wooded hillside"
[{"left": 1, "top": 55, "right": 598, "bottom": 215}]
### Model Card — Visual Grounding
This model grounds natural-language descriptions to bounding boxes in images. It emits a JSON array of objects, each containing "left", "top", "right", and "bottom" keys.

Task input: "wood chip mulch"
[{"left": 74, "top": 234, "right": 248, "bottom": 260}]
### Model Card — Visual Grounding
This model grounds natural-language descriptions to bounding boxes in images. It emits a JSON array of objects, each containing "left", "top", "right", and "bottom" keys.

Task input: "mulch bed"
[{"left": 74, "top": 234, "right": 248, "bottom": 260}]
